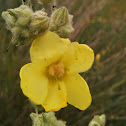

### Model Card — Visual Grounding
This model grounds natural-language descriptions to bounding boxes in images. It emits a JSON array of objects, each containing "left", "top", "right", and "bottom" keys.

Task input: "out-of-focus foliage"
[{"left": 0, "top": 0, "right": 126, "bottom": 126}]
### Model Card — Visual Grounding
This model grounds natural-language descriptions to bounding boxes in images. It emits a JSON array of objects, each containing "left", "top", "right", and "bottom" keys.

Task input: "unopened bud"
[
  {"left": 50, "top": 6, "right": 74, "bottom": 38},
  {"left": 30, "top": 113, "right": 43, "bottom": 126},
  {"left": 99, "top": 114, "right": 106, "bottom": 126},
  {"left": 2, "top": 5, "right": 50, "bottom": 46},
  {"left": 89, "top": 114, "right": 106, "bottom": 126},
  {"left": 30, "top": 10, "right": 50, "bottom": 35},
  {"left": 8, "top": 5, "right": 32, "bottom": 19},
  {"left": 52, "top": 7, "right": 68, "bottom": 26},
  {"left": 2, "top": 12, "right": 16, "bottom": 30},
  {"left": 30, "top": 112, "right": 66, "bottom": 126}
]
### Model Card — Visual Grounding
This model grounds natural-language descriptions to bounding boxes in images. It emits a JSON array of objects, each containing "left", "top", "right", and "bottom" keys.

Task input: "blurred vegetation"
[{"left": 0, "top": 0, "right": 126, "bottom": 126}]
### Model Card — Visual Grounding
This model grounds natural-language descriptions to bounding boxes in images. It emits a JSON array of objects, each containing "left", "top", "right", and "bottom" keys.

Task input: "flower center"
[{"left": 48, "top": 61, "right": 64, "bottom": 78}]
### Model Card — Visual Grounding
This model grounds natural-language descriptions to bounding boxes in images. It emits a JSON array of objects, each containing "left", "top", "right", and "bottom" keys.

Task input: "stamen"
[
  {"left": 56, "top": 78, "right": 61, "bottom": 90},
  {"left": 48, "top": 61, "right": 64, "bottom": 78},
  {"left": 58, "top": 82, "right": 61, "bottom": 90}
]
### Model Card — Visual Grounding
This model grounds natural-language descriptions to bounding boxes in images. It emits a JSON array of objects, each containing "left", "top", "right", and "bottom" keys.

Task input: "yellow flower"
[
  {"left": 20, "top": 32, "right": 94, "bottom": 112},
  {"left": 96, "top": 53, "right": 101, "bottom": 61}
]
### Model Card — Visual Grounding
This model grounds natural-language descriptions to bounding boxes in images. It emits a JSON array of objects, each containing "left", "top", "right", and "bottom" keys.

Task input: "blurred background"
[{"left": 0, "top": 0, "right": 126, "bottom": 125}]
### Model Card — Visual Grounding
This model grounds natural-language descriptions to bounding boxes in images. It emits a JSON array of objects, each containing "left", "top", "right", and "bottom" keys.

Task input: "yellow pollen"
[{"left": 48, "top": 61, "right": 64, "bottom": 78}]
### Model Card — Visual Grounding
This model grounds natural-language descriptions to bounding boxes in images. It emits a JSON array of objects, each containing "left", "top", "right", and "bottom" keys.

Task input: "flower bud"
[
  {"left": 99, "top": 114, "right": 106, "bottom": 126},
  {"left": 2, "top": 5, "right": 50, "bottom": 46},
  {"left": 88, "top": 114, "right": 106, "bottom": 126},
  {"left": 30, "top": 112, "right": 66, "bottom": 126},
  {"left": 30, "top": 113, "right": 43, "bottom": 126},
  {"left": 2, "top": 11, "right": 16, "bottom": 30},
  {"left": 50, "top": 7, "right": 74, "bottom": 38},
  {"left": 52, "top": 7, "right": 68, "bottom": 27},
  {"left": 30, "top": 10, "right": 50, "bottom": 35},
  {"left": 8, "top": 5, "right": 32, "bottom": 19}
]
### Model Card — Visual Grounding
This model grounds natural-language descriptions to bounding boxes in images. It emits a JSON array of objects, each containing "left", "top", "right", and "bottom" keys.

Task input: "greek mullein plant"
[{"left": 1, "top": 0, "right": 106, "bottom": 125}]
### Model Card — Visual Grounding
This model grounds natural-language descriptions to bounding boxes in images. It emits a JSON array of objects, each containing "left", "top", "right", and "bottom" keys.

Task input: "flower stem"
[
  {"left": 35, "top": 105, "right": 38, "bottom": 115},
  {"left": 51, "top": 0, "right": 57, "bottom": 12},
  {"left": 22, "top": 0, "right": 32, "bottom": 8},
  {"left": 22, "top": 0, "right": 25, "bottom": 4}
]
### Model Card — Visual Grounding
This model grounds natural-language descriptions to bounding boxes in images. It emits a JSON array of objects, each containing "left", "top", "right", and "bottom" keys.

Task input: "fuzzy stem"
[
  {"left": 51, "top": 0, "right": 57, "bottom": 12},
  {"left": 22, "top": 0, "right": 32, "bottom": 8},
  {"left": 22, "top": 0, "right": 25, "bottom": 4},
  {"left": 35, "top": 106, "right": 39, "bottom": 115}
]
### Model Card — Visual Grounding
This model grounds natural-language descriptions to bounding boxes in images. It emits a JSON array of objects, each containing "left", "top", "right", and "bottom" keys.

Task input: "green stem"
[
  {"left": 22, "top": 0, "right": 32, "bottom": 8},
  {"left": 35, "top": 105, "right": 38, "bottom": 115},
  {"left": 51, "top": 0, "right": 57, "bottom": 12}
]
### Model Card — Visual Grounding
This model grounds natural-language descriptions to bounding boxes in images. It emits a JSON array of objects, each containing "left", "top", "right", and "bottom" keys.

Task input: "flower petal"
[
  {"left": 61, "top": 38, "right": 71, "bottom": 45},
  {"left": 20, "top": 63, "right": 48, "bottom": 105},
  {"left": 30, "top": 31, "right": 67, "bottom": 65},
  {"left": 64, "top": 73, "right": 92, "bottom": 110},
  {"left": 42, "top": 79, "right": 67, "bottom": 112},
  {"left": 61, "top": 42, "right": 94, "bottom": 73}
]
